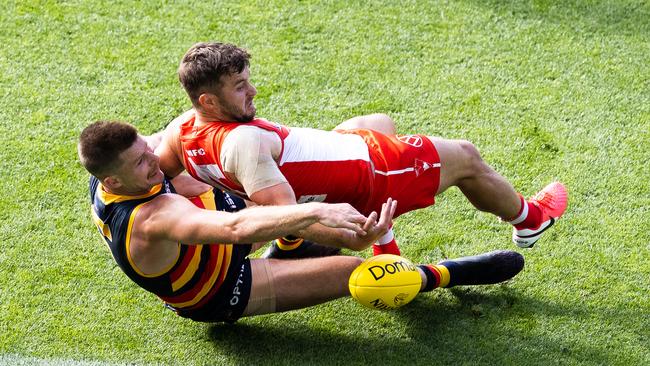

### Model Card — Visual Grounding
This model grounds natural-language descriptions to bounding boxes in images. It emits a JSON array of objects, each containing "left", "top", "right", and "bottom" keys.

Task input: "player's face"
[
  {"left": 114, "top": 136, "right": 164, "bottom": 194},
  {"left": 213, "top": 67, "right": 257, "bottom": 122}
]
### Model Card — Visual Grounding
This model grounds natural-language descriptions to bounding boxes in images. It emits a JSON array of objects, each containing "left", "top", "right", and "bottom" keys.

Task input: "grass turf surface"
[{"left": 1, "top": 0, "right": 649, "bottom": 365}]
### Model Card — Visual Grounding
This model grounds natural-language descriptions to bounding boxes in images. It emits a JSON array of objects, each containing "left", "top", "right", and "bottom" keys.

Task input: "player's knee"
[
  {"left": 456, "top": 139, "right": 486, "bottom": 173},
  {"left": 370, "top": 113, "right": 394, "bottom": 124},
  {"left": 341, "top": 113, "right": 395, "bottom": 134},
  {"left": 371, "top": 113, "right": 396, "bottom": 134},
  {"left": 345, "top": 256, "right": 364, "bottom": 270}
]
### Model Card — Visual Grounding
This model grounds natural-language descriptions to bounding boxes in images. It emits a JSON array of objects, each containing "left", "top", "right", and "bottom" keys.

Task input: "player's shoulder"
[
  {"left": 170, "top": 109, "right": 196, "bottom": 127},
  {"left": 165, "top": 109, "right": 195, "bottom": 140},
  {"left": 135, "top": 192, "right": 180, "bottom": 215},
  {"left": 159, "top": 109, "right": 194, "bottom": 158},
  {"left": 126, "top": 193, "right": 174, "bottom": 245},
  {"left": 142, "top": 191, "right": 183, "bottom": 207},
  {"left": 133, "top": 192, "right": 187, "bottom": 233},
  {"left": 226, "top": 124, "right": 279, "bottom": 144}
]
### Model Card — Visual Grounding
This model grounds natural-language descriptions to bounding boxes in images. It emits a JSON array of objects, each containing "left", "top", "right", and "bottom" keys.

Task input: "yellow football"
[{"left": 349, "top": 254, "right": 422, "bottom": 310}]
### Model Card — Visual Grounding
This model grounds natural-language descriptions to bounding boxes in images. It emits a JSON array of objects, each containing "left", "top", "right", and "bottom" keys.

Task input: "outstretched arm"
[
  {"left": 136, "top": 193, "right": 368, "bottom": 245},
  {"left": 248, "top": 171, "right": 399, "bottom": 250}
]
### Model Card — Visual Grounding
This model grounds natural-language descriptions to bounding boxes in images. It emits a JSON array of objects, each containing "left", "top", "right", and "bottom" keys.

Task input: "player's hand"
[
  {"left": 351, "top": 198, "right": 397, "bottom": 246},
  {"left": 313, "top": 202, "right": 369, "bottom": 236}
]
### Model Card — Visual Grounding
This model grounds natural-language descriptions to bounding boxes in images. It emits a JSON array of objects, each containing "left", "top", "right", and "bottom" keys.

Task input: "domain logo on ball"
[{"left": 349, "top": 255, "right": 422, "bottom": 310}]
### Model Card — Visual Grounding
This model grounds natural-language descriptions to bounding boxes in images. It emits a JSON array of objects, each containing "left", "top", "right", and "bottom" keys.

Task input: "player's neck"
[
  {"left": 103, "top": 184, "right": 154, "bottom": 197},
  {"left": 195, "top": 108, "right": 229, "bottom": 125}
]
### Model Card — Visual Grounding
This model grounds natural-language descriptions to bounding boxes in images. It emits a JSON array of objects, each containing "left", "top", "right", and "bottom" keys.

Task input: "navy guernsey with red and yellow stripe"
[{"left": 89, "top": 176, "right": 252, "bottom": 322}]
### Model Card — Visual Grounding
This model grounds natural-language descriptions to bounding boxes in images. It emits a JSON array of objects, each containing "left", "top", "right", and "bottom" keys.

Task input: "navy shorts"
[{"left": 172, "top": 255, "right": 253, "bottom": 323}]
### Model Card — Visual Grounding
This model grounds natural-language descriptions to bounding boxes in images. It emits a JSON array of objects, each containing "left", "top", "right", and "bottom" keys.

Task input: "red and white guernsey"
[{"left": 178, "top": 112, "right": 441, "bottom": 217}]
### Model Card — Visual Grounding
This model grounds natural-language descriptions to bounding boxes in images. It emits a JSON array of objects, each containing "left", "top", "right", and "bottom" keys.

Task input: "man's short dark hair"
[
  {"left": 178, "top": 42, "right": 251, "bottom": 107},
  {"left": 78, "top": 121, "right": 138, "bottom": 178}
]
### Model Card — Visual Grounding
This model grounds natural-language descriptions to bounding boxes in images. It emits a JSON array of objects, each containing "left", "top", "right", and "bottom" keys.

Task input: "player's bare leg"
[
  {"left": 243, "top": 250, "right": 524, "bottom": 317},
  {"left": 429, "top": 137, "right": 567, "bottom": 247},
  {"left": 429, "top": 137, "right": 521, "bottom": 218},
  {"left": 242, "top": 256, "right": 363, "bottom": 316}
]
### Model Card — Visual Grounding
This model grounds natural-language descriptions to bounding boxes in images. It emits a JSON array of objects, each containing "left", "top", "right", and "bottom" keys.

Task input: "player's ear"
[
  {"left": 198, "top": 93, "right": 218, "bottom": 110},
  {"left": 102, "top": 175, "right": 123, "bottom": 190}
]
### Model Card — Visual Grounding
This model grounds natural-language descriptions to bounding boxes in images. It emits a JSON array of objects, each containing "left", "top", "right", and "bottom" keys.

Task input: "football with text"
[{"left": 349, "top": 255, "right": 422, "bottom": 310}]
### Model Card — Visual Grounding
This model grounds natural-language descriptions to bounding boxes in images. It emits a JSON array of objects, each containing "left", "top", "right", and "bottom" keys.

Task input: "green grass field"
[{"left": 1, "top": 0, "right": 648, "bottom": 365}]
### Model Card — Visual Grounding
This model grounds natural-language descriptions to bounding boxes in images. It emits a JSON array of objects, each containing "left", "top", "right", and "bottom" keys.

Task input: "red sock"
[
  {"left": 372, "top": 239, "right": 401, "bottom": 256},
  {"left": 509, "top": 195, "right": 543, "bottom": 230}
]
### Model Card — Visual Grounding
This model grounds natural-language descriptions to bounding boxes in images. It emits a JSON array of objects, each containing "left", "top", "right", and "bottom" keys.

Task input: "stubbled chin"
[
  {"left": 237, "top": 112, "right": 256, "bottom": 122},
  {"left": 244, "top": 107, "right": 256, "bottom": 120}
]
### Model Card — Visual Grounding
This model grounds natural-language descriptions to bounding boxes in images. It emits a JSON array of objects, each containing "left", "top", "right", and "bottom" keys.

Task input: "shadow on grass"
[
  {"left": 205, "top": 286, "right": 637, "bottom": 365},
  {"left": 399, "top": 288, "right": 629, "bottom": 365}
]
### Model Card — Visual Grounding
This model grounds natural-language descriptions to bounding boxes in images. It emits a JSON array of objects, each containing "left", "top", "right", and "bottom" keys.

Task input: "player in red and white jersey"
[
  {"left": 167, "top": 110, "right": 435, "bottom": 218},
  {"left": 158, "top": 42, "right": 568, "bottom": 256}
]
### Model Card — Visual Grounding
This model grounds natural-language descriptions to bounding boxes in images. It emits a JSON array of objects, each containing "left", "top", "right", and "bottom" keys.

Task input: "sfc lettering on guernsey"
[
  {"left": 185, "top": 148, "right": 206, "bottom": 157},
  {"left": 368, "top": 260, "right": 417, "bottom": 281}
]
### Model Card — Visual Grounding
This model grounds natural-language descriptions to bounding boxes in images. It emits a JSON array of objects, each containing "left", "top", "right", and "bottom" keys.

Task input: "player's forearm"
[
  {"left": 196, "top": 203, "right": 324, "bottom": 244},
  {"left": 296, "top": 224, "right": 357, "bottom": 249}
]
